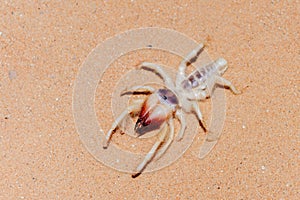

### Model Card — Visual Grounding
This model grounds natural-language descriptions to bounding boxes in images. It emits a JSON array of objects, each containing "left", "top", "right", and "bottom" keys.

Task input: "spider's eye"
[{"left": 162, "top": 95, "right": 167, "bottom": 100}]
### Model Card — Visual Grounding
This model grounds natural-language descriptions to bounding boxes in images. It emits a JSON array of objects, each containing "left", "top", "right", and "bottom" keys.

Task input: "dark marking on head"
[{"left": 158, "top": 89, "right": 178, "bottom": 105}]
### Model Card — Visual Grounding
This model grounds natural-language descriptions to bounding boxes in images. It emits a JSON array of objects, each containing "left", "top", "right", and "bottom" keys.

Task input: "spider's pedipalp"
[{"left": 103, "top": 99, "right": 144, "bottom": 149}]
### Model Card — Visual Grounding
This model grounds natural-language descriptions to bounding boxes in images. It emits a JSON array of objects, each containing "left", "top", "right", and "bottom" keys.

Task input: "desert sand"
[{"left": 1, "top": 1, "right": 299, "bottom": 199}]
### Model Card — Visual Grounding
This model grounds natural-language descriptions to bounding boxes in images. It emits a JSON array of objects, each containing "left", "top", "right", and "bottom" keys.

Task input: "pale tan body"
[{"left": 103, "top": 43, "right": 240, "bottom": 177}]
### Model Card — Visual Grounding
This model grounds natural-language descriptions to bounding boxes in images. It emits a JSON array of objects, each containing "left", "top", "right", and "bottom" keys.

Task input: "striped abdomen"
[{"left": 181, "top": 62, "right": 216, "bottom": 90}]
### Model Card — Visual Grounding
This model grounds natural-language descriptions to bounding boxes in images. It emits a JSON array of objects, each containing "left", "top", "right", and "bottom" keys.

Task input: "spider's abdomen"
[{"left": 181, "top": 61, "right": 218, "bottom": 90}]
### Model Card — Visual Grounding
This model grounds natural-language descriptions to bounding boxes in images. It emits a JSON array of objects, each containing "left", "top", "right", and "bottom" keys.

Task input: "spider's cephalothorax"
[{"left": 103, "top": 43, "right": 241, "bottom": 177}]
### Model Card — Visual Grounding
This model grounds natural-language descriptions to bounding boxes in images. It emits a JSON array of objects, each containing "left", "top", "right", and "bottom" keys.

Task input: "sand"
[{"left": 1, "top": 0, "right": 299, "bottom": 199}]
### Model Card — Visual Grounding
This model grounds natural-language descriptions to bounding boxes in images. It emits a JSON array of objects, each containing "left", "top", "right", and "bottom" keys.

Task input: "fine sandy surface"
[{"left": 1, "top": 1, "right": 299, "bottom": 199}]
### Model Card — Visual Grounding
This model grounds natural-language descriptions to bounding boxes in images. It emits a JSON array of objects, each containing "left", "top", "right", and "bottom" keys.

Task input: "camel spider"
[{"left": 103, "top": 43, "right": 240, "bottom": 178}]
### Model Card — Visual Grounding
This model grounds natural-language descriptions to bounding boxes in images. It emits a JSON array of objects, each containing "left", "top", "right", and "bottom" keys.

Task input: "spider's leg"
[
  {"left": 121, "top": 85, "right": 156, "bottom": 96},
  {"left": 103, "top": 99, "right": 144, "bottom": 149},
  {"left": 154, "top": 118, "right": 175, "bottom": 160},
  {"left": 214, "top": 76, "right": 241, "bottom": 95},
  {"left": 132, "top": 123, "right": 168, "bottom": 177},
  {"left": 175, "top": 109, "right": 187, "bottom": 141},
  {"left": 176, "top": 43, "right": 205, "bottom": 86},
  {"left": 192, "top": 101, "right": 207, "bottom": 131},
  {"left": 139, "top": 62, "right": 174, "bottom": 89}
]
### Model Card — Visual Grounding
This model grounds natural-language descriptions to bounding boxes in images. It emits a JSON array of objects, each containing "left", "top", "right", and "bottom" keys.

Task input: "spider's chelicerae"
[{"left": 103, "top": 43, "right": 241, "bottom": 178}]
